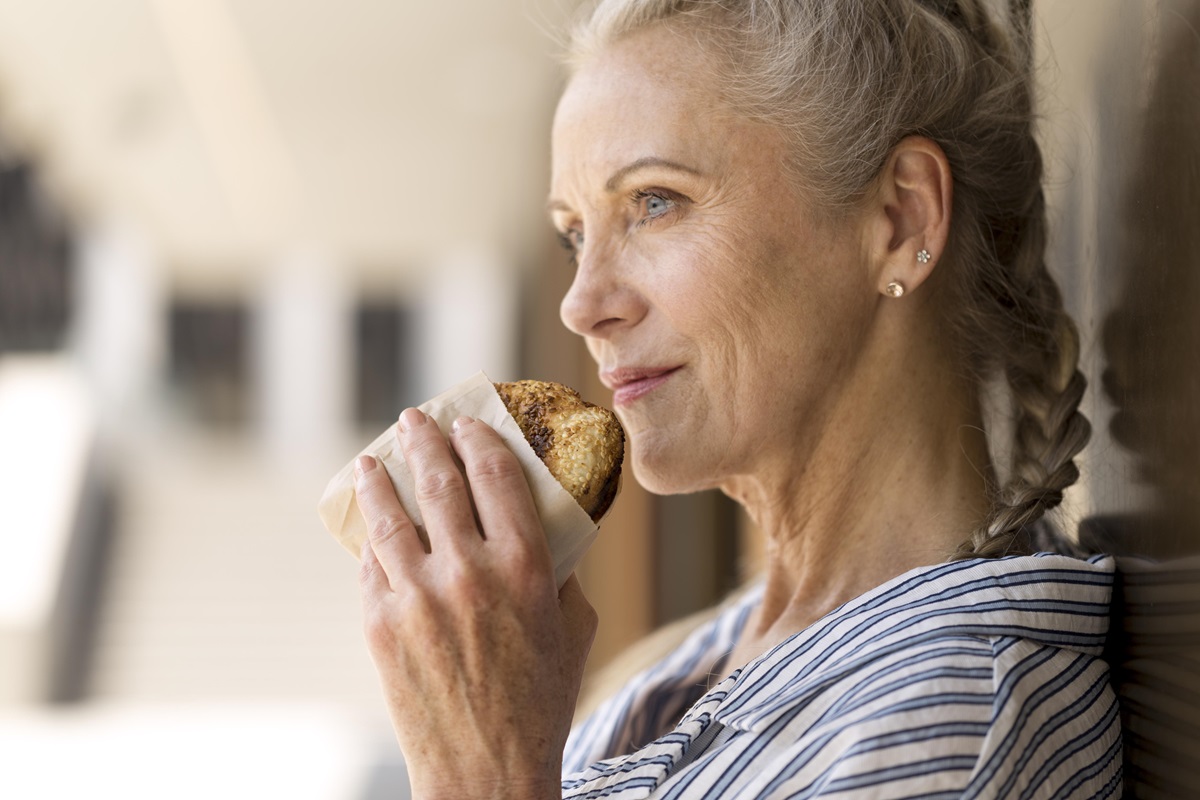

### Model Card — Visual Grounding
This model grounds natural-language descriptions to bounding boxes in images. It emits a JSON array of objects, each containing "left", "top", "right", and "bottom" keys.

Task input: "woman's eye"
[
  {"left": 557, "top": 229, "right": 583, "bottom": 264},
  {"left": 645, "top": 194, "right": 671, "bottom": 217},
  {"left": 563, "top": 229, "right": 584, "bottom": 249},
  {"left": 632, "top": 189, "right": 679, "bottom": 224}
]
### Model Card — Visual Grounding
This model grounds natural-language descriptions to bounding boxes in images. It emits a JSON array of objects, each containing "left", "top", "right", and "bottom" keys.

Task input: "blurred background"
[{"left": 0, "top": 0, "right": 1195, "bottom": 797}]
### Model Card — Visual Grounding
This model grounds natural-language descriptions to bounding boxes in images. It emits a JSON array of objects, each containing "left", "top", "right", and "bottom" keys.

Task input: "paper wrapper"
[{"left": 317, "top": 372, "right": 600, "bottom": 588}]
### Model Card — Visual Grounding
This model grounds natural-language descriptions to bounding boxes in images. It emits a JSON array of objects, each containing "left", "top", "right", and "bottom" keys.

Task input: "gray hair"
[{"left": 566, "top": 0, "right": 1089, "bottom": 559}]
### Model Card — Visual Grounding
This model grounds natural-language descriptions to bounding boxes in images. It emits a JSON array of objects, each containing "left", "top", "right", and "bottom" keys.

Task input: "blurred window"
[
  {"left": 167, "top": 301, "right": 249, "bottom": 427},
  {"left": 0, "top": 163, "right": 73, "bottom": 353},
  {"left": 354, "top": 302, "right": 414, "bottom": 427}
]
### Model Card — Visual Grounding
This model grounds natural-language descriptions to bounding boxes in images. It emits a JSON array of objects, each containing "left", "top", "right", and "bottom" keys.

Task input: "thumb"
[{"left": 559, "top": 573, "right": 599, "bottom": 657}]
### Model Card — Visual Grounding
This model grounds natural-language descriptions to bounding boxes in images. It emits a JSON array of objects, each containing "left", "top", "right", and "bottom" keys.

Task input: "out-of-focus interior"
[{"left": 0, "top": 1, "right": 1196, "bottom": 797}]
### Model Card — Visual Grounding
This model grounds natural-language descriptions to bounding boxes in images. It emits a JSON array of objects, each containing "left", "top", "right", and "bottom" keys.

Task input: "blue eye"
[
  {"left": 631, "top": 188, "right": 679, "bottom": 225},
  {"left": 557, "top": 229, "right": 583, "bottom": 250},
  {"left": 645, "top": 194, "right": 671, "bottom": 217},
  {"left": 557, "top": 229, "right": 582, "bottom": 266}
]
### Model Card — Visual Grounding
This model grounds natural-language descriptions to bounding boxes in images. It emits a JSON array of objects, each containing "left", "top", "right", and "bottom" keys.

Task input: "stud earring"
[
  {"left": 916, "top": 249, "right": 932, "bottom": 264},
  {"left": 885, "top": 281, "right": 905, "bottom": 298}
]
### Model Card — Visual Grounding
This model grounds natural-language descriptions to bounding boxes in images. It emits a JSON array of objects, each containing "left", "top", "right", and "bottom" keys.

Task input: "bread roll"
[{"left": 494, "top": 380, "right": 624, "bottom": 523}]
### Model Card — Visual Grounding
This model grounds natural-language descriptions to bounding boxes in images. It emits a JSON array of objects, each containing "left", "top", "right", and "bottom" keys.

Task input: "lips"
[{"left": 600, "top": 365, "right": 681, "bottom": 406}]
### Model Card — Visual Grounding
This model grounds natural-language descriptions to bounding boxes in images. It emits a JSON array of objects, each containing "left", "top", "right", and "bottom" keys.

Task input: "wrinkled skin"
[{"left": 356, "top": 409, "right": 595, "bottom": 800}]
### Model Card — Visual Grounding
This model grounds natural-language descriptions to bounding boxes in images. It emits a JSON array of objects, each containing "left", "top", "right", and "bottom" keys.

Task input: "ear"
[{"left": 863, "top": 136, "right": 952, "bottom": 298}]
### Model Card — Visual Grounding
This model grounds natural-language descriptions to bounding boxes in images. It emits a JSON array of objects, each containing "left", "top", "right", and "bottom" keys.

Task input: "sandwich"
[
  {"left": 494, "top": 380, "right": 624, "bottom": 523},
  {"left": 318, "top": 372, "right": 622, "bottom": 586}
]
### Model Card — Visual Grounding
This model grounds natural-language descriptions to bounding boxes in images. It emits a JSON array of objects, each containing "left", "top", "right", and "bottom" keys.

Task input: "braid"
[
  {"left": 940, "top": 5, "right": 1093, "bottom": 559},
  {"left": 953, "top": 187, "right": 1092, "bottom": 559}
]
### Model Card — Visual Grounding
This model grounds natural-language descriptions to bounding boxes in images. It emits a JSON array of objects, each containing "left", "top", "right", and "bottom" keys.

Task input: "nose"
[{"left": 559, "top": 247, "right": 646, "bottom": 339}]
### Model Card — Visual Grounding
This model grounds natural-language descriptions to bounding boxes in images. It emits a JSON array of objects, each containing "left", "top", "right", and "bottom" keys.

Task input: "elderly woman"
[{"left": 351, "top": 0, "right": 1121, "bottom": 797}]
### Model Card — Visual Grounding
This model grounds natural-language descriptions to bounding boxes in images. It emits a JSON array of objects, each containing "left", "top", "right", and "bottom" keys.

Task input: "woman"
[{"left": 352, "top": 0, "right": 1121, "bottom": 796}]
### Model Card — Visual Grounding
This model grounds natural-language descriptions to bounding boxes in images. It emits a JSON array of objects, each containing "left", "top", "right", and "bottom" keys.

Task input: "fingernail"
[
  {"left": 451, "top": 416, "right": 474, "bottom": 434},
  {"left": 398, "top": 408, "right": 425, "bottom": 432},
  {"left": 355, "top": 455, "right": 377, "bottom": 477}
]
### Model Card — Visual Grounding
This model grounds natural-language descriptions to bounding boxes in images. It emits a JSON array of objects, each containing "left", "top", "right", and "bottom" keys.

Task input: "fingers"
[
  {"left": 354, "top": 455, "right": 426, "bottom": 586},
  {"left": 364, "top": 408, "right": 553, "bottom": 586},
  {"left": 397, "top": 408, "right": 483, "bottom": 551},
  {"left": 358, "top": 537, "right": 390, "bottom": 597},
  {"left": 449, "top": 416, "right": 549, "bottom": 561}
]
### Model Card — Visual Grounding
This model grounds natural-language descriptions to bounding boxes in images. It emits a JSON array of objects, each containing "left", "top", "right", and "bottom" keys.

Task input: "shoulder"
[
  {"left": 676, "top": 633, "right": 1120, "bottom": 799},
  {"left": 719, "top": 553, "right": 1116, "bottom": 716},
  {"left": 964, "top": 634, "right": 1121, "bottom": 798},
  {"left": 563, "top": 555, "right": 1122, "bottom": 798},
  {"left": 705, "top": 555, "right": 1122, "bottom": 797},
  {"left": 714, "top": 554, "right": 1118, "bottom": 742}
]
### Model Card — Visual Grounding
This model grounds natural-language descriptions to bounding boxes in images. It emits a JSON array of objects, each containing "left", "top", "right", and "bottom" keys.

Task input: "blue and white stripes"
[{"left": 563, "top": 553, "right": 1122, "bottom": 798}]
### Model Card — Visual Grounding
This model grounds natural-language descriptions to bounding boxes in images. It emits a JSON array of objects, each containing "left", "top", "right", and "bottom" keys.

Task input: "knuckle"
[
  {"left": 582, "top": 602, "right": 600, "bottom": 632},
  {"left": 415, "top": 468, "right": 464, "bottom": 502},
  {"left": 438, "top": 562, "right": 491, "bottom": 611},
  {"left": 507, "top": 536, "right": 552, "bottom": 579},
  {"left": 470, "top": 451, "right": 523, "bottom": 487},
  {"left": 570, "top": 604, "right": 600, "bottom": 648},
  {"left": 507, "top": 539, "right": 543, "bottom": 578},
  {"left": 361, "top": 604, "right": 396, "bottom": 651},
  {"left": 400, "top": 585, "right": 436, "bottom": 620},
  {"left": 369, "top": 514, "right": 408, "bottom": 545},
  {"left": 358, "top": 552, "right": 378, "bottom": 584},
  {"left": 363, "top": 591, "right": 436, "bottom": 651}
]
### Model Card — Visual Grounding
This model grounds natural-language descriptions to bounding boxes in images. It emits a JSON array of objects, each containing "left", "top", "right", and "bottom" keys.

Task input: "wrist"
[
  {"left": 411, "top": 775, "right": 560, "bottom": 800},
  {"left": 402, "top": 728, "right": 568, "bottom": 800}
]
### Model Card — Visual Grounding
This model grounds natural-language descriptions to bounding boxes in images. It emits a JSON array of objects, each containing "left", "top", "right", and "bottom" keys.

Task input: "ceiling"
[{"left": 0, "top": 0, "right": 575, "bottom": 285}]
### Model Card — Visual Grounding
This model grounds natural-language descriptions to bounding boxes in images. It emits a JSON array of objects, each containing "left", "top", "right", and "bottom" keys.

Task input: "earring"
[
  {"left": 885, "top": 281, "right": 905, "bottom": 298},
  {"left": 916, "top": 249, "right": 932, "bottom": 264}
]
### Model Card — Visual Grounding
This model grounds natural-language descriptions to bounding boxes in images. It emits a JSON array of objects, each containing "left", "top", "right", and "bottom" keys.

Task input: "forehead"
[{"left": 551, "top": 25, "right": 748, "bottom": 187}]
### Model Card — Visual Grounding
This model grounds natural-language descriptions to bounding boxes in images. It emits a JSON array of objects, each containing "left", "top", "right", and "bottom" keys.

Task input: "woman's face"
[{"left": 550, "top": 25, "right": 875, "bottom": 495}]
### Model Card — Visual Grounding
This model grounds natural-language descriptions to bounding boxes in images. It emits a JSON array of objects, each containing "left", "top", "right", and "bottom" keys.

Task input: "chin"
[{"left": 628, "top": 440, "right": 715, "bottom": 496}]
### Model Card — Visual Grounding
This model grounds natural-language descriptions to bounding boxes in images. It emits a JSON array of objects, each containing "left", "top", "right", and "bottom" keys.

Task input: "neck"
[{"left": 722, "top": 310, "right": 993, "bottom": 642}]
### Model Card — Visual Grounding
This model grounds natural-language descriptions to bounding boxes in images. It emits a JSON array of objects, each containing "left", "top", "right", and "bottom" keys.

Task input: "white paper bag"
[{"left": 318, "top": 372, "right": 600, "bottom": 588}]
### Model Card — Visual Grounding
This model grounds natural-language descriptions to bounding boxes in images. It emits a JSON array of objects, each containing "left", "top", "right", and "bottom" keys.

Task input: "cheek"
[
  {"left": 625, "top": 422, "right": 716, "bottom": 495},
  {"left": 675, "top": 228, "right": 801, "bottom": 372},
  {"left": 651, "top": 221, "right": 771, "bottom": 329}
]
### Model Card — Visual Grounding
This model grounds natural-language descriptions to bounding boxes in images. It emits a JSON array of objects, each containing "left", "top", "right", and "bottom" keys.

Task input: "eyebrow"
[
  {"left": 604, "top": 156, "right": 701, "bottom": 191},
  {"left": 545, "top": 156, "right": 702, "bottom": 215}
]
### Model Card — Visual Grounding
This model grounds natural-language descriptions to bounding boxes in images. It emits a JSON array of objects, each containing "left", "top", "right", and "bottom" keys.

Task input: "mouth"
[{"left": 600, "top": 365, "right": 682, "bottom": 407}]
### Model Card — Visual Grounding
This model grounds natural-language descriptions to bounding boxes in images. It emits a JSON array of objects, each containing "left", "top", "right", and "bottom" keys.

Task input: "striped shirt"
[{"left": 563, "top": 554, "right": 1122, "bottom": 798}]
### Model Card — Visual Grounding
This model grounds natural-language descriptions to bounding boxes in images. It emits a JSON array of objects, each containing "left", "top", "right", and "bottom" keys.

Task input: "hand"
[{"left": 354, "top": 408, "right": 597, "bottom": 800}]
